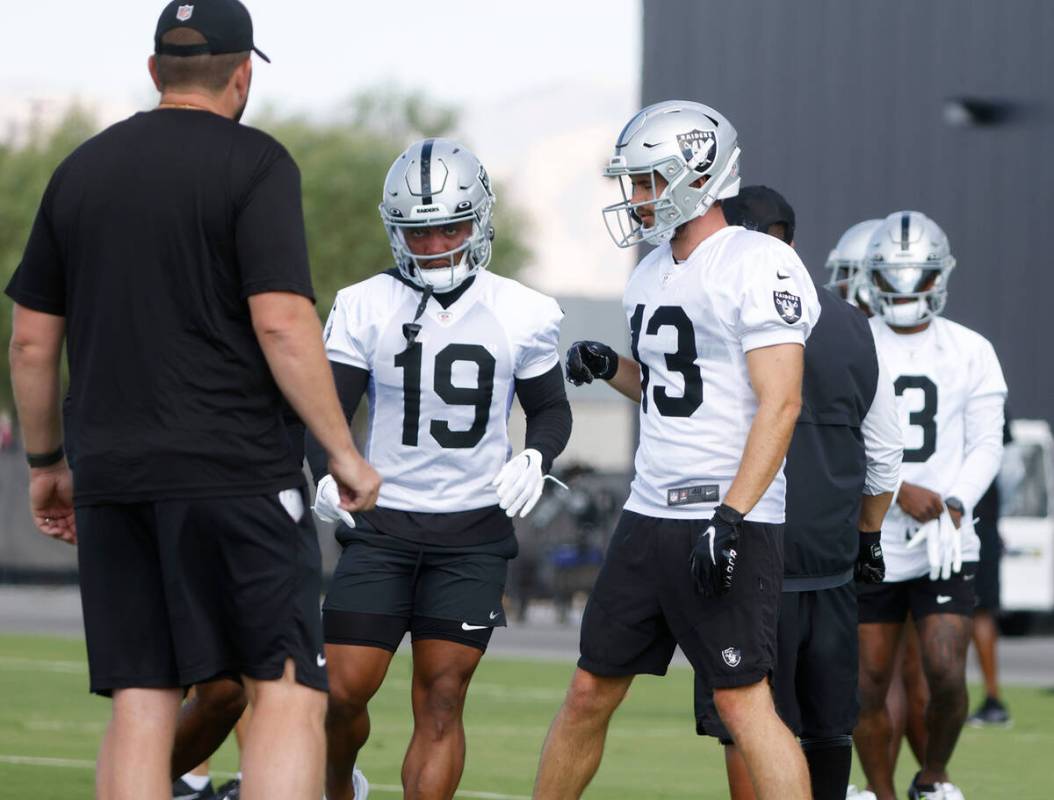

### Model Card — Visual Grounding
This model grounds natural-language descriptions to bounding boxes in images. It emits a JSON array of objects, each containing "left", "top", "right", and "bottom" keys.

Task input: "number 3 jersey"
[
  {"left": 869, "top": 316, "right": 1008, "bottom": 581},
  {"left": 623, "top": 226, "right": 820, "bottom": 523},
  {"left": 324, "top": 270, "right": 563, "bottom": 514}
]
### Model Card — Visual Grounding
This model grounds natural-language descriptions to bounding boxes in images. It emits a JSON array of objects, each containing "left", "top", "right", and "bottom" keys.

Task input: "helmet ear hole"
[{"left": 487, "top": 226, "right": 495, "bottom": 242}]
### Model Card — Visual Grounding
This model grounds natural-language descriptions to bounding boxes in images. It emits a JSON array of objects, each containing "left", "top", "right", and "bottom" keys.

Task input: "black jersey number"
[
  {"left": 394, "top": 343, "right": 495, "bottom": 449},
  {"left": 629, "top": 304, "right": 703, "bottom": 417},
  {"left": 894, "top": 375, "right": 938, "bottom": 463}
]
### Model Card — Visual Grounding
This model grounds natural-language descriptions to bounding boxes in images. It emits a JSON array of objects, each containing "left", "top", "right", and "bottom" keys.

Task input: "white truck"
[{"left": 998, "top": 419, "right": 1054, "bottom": 631}]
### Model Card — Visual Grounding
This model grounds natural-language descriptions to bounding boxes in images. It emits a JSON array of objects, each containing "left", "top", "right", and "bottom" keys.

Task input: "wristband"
[{"left": 27, "top": 445, "right": 64, "bottom": 469}]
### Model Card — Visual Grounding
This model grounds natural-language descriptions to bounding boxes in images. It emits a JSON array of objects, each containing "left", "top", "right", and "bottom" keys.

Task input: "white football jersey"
[
  {"left": 325, "top": 270, "right": 562, "bottom": 513},
  {"left": 870, "top": 316, "right": 1008, "bottom": 581},
  {"left": 623, "top": 226, "right": 820, "bottom": 523}
]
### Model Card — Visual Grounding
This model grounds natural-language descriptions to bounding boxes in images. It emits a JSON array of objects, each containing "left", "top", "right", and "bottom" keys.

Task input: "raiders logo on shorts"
[{"left": 721, "top": 646, "right": 742, "bottom": 667}]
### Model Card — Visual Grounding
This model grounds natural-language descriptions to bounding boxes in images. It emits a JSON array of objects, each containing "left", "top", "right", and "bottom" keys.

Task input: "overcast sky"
[
  {"left": 2, "top": 1, "right": 640, "bottom": 121},
  {"left": 1, "top": 1, "right": 642, "bottom": 297}
]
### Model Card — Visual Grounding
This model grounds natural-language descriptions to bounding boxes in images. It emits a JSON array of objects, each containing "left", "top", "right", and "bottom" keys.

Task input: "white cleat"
[
  {"left": 351, "top": 767, "right": 369, "bottom": 800},
  {"left": 939, "top": 784, "right": 965, "bottom": 800},
  {"left": 846, "top": 786, "right": 878, "bottom": 800}
]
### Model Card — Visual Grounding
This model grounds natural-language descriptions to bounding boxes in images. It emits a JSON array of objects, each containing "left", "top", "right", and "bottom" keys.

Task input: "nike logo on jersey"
[
  {"left": 461, "top": 622, "right": 489, "bottom": 631},
  {"left": 936, "top": 595, "right": 953, "bottom": 604},
  {"left": 776, "top": 269, "right": 790, "bottom": 280},
  {"left": 317, "top": 653, "right": 327, "bottom": 667},
  {"left": 489, "top": 610, "right": 501, "bottom": 620}
]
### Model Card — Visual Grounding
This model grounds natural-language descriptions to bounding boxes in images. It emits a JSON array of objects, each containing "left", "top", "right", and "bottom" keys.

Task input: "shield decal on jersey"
[
  {"left": 721, "top": 647, "right": 742, "bottom": 668},
  {"left": 675, "top": 129, "right": 716, "bottom": 172},
  {"left": 175, "top": 4, "right": 195, "bottom": 21},
  {"left": 773, "top": 290, "right": 802, "bottom": 324}
]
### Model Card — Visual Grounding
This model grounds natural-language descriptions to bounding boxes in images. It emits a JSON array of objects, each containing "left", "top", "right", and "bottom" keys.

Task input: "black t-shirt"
[
  {"left": 5, "top": 109, "right": 313, "bottom": 505},
  {"left": 783, "top": 287, "right": 880, "bottom": 588}
]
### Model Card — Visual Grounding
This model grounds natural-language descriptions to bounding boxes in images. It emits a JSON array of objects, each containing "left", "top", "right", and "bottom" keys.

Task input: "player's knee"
[
  {"left": 417, "top": 675, "right": 468, "bottom": 737},
  {"left": 327, "top": 677, "right": 372, "bottom": 719},
  {"left": 924, "top": 668, "right": 966, "bottom": 705},
  {"left": 562, "top": 672, "right": 622, "bottom": 723},
  {"left": 196, "top": 679, "right": 247, "bottom": 723},
  {"left": 713, "top": 682, "right": 769, "bottom": 736}
]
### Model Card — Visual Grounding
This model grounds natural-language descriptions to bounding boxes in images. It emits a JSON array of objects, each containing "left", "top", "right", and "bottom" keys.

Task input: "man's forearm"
[
  {"left": 859, "top": 491, "right": 893, "bottom": 532},
  {"left": 608, "top": 355, "right": 643, "bottom": 402},
  {"left": 10, "top": 308, "right": 64, "bottom": 453},
  {"left": 723, "top": 398, "right": 800, "bottom": 515}
]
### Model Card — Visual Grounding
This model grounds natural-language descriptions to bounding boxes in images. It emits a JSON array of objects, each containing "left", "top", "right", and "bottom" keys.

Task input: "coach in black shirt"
[
  {"left": 693, "top": 187, "right": 903, "bottom": 800},
  {"left": 5, "top": 2, "right": 380, "bottom": 798}
]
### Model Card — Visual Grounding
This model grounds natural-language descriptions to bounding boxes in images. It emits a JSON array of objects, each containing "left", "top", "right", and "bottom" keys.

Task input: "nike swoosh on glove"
[
  {"left": 855, "top": 530, "right": 886, "bottom": 584},
  {"left": 491, "top": 448, "right": 545, "bottom": 518},
  {"left": 689, "top": 504, "right": 743, "bottom": 597},
  {"left": 565, "top": 341, "right": 618, "bottom": 386},
  {"left": 312, "top": 474, "right": 356, "bottom": 528}
]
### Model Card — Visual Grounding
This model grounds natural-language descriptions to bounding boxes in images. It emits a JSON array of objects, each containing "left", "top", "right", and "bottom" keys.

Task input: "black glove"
[
  {"left": 690, "top": 504, "right": 744, "bottom": 597},
  {"left": 855, "top": 530, "right": 886, "bottom": 584},
  {"left": 565, "top": 341, "right": 619, "bottom": 386}
]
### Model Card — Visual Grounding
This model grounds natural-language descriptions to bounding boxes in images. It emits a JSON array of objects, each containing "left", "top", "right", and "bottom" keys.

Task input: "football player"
[
  {"left": 851, "top": 211, "right": 1007, "bottom": 800},
  {"left": 532, "top": 102, "right": 819, "bottom": 799},
  {"left": 691, "top": 187, "right": 902, "bottom": 800},
  {"left": 825, "top": 219, "right": 883, "bottom": 311},
  {"left": 309, "top": 139, "right": 572, "bottom": 800}
]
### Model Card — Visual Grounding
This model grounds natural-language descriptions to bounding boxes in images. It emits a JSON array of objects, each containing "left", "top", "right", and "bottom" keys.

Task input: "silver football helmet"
[
  {"left": 860, "top": 210, "right": 956, "bottom": 327},
  {"left": 379, "top": 138, "right": 495, "bottom": 291},
  {"left": 602, "top": 100, "right": 741, "bottom": 247},
  {"left": 825, "top": 219, "right": 883, "bottom": 304}
]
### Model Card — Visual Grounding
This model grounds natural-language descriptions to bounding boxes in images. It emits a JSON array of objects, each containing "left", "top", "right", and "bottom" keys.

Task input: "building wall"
[{"left": 642, "top": 0, "right": 1054, "bottom": 423}]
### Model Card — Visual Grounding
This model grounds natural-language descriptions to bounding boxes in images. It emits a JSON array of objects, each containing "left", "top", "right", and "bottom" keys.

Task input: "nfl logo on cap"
[{"left": 176, "top": 4, "right": 194, "bottom": 21}]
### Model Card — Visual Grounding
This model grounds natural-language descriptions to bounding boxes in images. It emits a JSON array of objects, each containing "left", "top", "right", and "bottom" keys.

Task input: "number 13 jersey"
[
  {"left": 623, "top": 226, "right": 820, "bottom": 523},
  {"left": 324, "top": 270, "right": 563, "bottom": 513}
]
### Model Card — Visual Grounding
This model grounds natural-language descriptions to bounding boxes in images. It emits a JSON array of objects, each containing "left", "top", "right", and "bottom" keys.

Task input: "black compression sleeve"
[
  {"left": 304, "top": 362, "right": 370, "bottom": 483},
  {"left": 514, "top": 363, "right": 573, "bottom": 474}
]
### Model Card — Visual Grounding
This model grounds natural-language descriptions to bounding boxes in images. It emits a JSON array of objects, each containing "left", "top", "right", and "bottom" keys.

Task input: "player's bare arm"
[
  {"left": 9, "top": 303, "right": 76, "bottom": 543},
  {"left": 249, "top": 291, "right": 380, "bottom": 511},
  {"left": 723, "top": 342, "right": 804, "bottom": 515}
]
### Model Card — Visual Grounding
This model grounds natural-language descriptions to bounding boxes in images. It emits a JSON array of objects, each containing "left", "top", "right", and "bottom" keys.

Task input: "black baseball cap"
[
  {"left": 722, "top": 185, "right": 796, "bottom": 244},
  {"left": 155, "top": 0, "right": 270, "bottom": 63}
]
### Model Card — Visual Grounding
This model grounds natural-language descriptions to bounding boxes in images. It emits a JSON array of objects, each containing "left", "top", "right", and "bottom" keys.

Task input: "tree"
[{"left": 0, "top": 94, "right": 530, "bottom": 411}]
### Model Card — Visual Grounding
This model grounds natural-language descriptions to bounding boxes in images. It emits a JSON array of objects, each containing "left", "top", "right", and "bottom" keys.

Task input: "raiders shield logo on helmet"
[
  {"left": 175, "top": 4, "right": 194, "bottom": 21},
  {"left": 675, "top": 129, "right": 716, "bottom": 172},
  {"left": 773, "top": 290, "right": 802, "bottom": 324},
  {"left": 721, "top": 647, "right": 742, "bottom": 668}
]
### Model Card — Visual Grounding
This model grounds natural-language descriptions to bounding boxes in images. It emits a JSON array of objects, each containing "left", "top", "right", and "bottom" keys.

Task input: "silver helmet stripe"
[
  {"left": 420, "top": 138, "right": 435, "bottom": 205},
  {"left": 901, "top": 212, "right": 911, "bottom": 251}
]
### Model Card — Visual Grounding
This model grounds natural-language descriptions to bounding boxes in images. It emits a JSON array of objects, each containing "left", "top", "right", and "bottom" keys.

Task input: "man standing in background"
[
  {"left": 5, "top": 2, "right": 380, "bottom": 798},
  {"left": 692, "top": 187, "right": 902, "bottom": 800}
]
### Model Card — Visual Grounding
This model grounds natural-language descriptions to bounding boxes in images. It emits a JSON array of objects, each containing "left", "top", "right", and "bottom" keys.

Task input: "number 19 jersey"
[
  {"left": 623, "top": 226, "right": 820, "bottom": 523},
  {"left": 324, "top": 271, "right": 563, "bottom": 514}
]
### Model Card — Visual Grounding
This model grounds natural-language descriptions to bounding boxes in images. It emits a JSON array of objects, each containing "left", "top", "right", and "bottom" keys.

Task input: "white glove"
[
  {"left": 312, "top": 474, "right": 356, "bottom": 528},
  {"left": 491, "top": 449, "right": 545, "bottom": 518},
  {"left": 907, "top": 508, "right": 962, "bottom": 581}
]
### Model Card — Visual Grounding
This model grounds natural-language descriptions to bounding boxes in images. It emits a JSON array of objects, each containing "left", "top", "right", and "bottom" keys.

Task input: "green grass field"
[{"left": 1, "top": 634, "right": 1051, "bottom": 799}]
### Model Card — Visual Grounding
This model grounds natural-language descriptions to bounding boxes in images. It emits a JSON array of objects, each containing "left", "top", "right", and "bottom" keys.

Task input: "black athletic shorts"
[
  {"left": 695, "top": 582, "right": 859, "bottom": 741},
  {"left": 77, "top": 488, "right": 327, "bottom": 696},
  {"left": 578, "top": 510, "right": 783, "bottom": 689},
  {"left": 856, "top": 562, "right": 978, "bottom": 623},
  {"left": 323, "top": 527, "right": 517, "bottom": 653},
  {"left": 974, "top": 520, "right": 1002, "bottom": 611}
]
